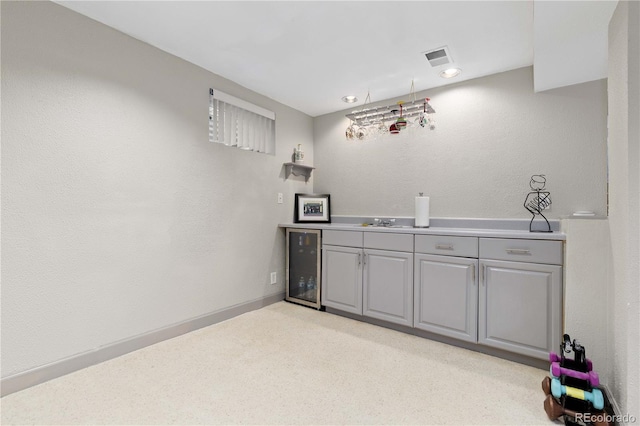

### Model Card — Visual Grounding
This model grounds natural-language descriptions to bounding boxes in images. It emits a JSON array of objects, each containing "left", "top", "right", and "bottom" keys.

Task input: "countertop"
[{"left": 279, "top": 217, "right": 566, "bottom": 241}]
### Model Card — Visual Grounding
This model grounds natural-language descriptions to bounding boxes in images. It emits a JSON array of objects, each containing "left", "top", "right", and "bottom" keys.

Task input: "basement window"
[{"left": 209, "top": 88, "right": 276, "bottom": 155}]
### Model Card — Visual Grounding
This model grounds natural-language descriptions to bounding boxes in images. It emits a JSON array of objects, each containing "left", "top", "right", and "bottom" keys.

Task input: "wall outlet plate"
[
  {"left": 270, "top": 272, "right": 277, "bottom": 284},
  {"left": 277, "top": 193, "right": 283, "bottom": 204}
]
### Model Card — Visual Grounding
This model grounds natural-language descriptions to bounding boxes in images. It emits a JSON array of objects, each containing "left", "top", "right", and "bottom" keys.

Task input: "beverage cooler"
[{"left": 286, "top": 228, "right": 321, "bottom": 309}]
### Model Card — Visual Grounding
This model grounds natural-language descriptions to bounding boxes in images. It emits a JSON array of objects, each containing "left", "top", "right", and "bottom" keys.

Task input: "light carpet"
[{"left": 0, "top": 301, "right": 551, "bottom": 425}]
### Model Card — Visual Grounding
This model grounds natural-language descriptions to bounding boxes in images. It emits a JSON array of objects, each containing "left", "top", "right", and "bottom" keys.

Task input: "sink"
[
  {"left": 331, "top": 224, "right": 414, "bottom": 229},
  {"left": 329, "top": 222, "right": 414, "bottom": 229}
]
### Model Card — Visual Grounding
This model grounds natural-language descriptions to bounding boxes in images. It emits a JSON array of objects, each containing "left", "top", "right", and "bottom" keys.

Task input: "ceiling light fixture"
[
  {"left": 439, "top": 68, "right": 461, "bottom": 79},
  {"left": 341, "top": 95, "right": 358, "bottom": 103}
]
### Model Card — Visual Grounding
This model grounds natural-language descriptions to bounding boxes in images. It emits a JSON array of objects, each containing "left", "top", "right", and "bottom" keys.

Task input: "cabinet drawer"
[
  {"left": 479, "top": 238, "right": 563, "bottom": 265},
  {"left": 415, "top": 235, "right": 478, "bottom": 258},
  {"left": 323, "top": 230, "right": 363, "bottom": 247},
  {"left": 364, "top": 232, "right": 413, "bottom": 252}
]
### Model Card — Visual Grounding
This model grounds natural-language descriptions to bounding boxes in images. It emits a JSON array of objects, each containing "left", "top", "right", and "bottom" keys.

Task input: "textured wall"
[
  {"left": 607, "top": 0, "right": 640, "bottom": 419},
  {"left": 562, "top": 219, "right": 611, "bottom": 387},
  {"left": 1, "top": 1, "right": 313, "bottom": 377},
  {"left": 313, "top": 67, "right": 607, "bottom": 219}
]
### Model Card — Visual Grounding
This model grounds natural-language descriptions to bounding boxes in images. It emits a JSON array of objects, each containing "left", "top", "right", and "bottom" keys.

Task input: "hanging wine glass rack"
[{"left": 345, "top": 98, "right": 436, "bottom": 126}]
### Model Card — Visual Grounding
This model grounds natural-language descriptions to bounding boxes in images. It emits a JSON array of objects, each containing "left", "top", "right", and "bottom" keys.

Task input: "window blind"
[{"left": 209, "top": 88, "right": 276, "bottom": 155}]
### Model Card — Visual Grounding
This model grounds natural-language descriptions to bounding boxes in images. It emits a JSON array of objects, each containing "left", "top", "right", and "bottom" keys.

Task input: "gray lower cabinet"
[
  {"left": 478, "top": 237, "right": 563, "bottom": 360},
  {"left": 321, "top": 245, "right": 362, "bottom": 315},
  {"left": 363, "top": 249, "right": 413, "bottom": 327},
  {"left": 322, "top": 230, "right": 414, "bottom": 326},
  {"left": 478, "top": 259, "right": 562, "bottom": 360},
  {"left": 414, "top": 254, "right": 478, "bottom": 342},
  {"left": 319, "top": 229, "right": 564, "bottom": 363}
]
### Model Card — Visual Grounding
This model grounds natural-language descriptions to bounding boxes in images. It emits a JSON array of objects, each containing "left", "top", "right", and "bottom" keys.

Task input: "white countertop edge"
[{"left": 279, "top": 223, "right": 566, "bottom": 241}]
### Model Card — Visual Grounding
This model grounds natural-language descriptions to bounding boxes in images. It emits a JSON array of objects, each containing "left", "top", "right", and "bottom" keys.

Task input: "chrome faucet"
[{"left": 374, "top": 218, "right": 396, "bottom": 227}]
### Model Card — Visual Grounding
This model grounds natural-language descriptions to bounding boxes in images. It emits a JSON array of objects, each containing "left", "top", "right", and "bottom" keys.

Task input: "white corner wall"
[
  {"left": 1, "top": 1, "right": 313, "bottom": 379},
  {"left": 562, "top": 218, "right": 611, "bottom": 387},
  {"left": 607, "top": 0, "right": 640, "bottom": 420},
  {"left": 313, "top": 67, "right": 607, "bottom": 219}
]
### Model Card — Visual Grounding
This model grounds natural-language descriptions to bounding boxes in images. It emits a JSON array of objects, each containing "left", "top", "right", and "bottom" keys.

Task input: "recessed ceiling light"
[
  {"left": 341, "top": 95, "right": 358, "bottom": 103},
  {"left": 439, "top": 68, "right": 461, "bottom": 79}
]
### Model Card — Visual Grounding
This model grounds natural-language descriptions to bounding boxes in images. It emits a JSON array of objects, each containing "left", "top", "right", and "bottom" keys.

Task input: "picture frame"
[{"left": 294, "top": 193, "right": 331, "bottom": 223}]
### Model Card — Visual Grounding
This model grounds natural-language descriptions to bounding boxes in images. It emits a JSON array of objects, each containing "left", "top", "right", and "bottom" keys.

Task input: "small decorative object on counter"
[
  {"left": 524, "top": 174, "right": 552, "bottom": 233},
  {"left": 294, "top": 144, "right": 304, "bottom": 163}
]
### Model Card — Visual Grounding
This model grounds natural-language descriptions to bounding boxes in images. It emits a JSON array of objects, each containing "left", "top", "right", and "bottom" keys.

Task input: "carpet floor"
[{"left": 0, "top": 301, "right": 552, "bottom": 425}]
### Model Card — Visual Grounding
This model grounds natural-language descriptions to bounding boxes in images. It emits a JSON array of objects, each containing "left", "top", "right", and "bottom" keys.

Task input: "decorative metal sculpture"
[{"left": 524, "top": 174, "right": 552, "bottom": 233}]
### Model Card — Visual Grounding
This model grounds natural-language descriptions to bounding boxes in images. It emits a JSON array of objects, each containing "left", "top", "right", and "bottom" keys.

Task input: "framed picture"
[{"left": 294, "top": 193, "right": 331, "bottom": 223}]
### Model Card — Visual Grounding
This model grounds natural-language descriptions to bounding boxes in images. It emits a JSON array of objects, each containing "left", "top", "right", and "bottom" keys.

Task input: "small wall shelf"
[{"left": 284, "top": 162, "right": 314, "bottom": 181}]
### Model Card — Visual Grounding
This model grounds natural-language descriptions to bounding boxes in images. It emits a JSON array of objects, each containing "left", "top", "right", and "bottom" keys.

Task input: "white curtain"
[{"left": 209, "top": 89, "right": 276, "bottom": 154}]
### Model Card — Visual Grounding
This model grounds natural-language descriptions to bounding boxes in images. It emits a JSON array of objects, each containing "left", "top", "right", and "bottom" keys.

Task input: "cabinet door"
[
  {"left": 363, "top": 249, "right": 413, "bottom": 327},
  {"left": 479, "top": 259, "right": 562, "bottom": 360},
  {"left": 321, "top": 245, "right": 362, "bottom": 315},
  {"left": 414, "top": 254, "right": 478, "bottom": 342}
]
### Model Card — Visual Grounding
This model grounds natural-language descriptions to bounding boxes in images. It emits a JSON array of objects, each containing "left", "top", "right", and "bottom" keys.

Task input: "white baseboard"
[
  {"left": 601, "top": 384, "right": 624, "bottom": 420},
  {"left": 1, "top": 292, "right": 284, "bottom": 397}
]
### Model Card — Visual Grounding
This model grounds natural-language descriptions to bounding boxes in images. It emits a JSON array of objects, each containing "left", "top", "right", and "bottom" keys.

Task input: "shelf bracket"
[{"left": 284, "top": 162, "right": 314, "bottom": 182}]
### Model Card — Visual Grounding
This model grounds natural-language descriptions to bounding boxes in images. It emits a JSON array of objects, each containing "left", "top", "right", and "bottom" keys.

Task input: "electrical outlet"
[
  {"left": 277, "top": 193, "right": 283, "bottom": 204},
  {"left": 270, "top": 272, "right": 277, "bottom": 285}
]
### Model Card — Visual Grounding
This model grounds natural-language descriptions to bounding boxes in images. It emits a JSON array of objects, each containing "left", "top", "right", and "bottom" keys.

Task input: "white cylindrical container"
[
  {"left": 415, "top": 193, "right": 430, "bottom": 228},
  {"left": 294, "top": 144, "right": 304, "bottom": 163}
]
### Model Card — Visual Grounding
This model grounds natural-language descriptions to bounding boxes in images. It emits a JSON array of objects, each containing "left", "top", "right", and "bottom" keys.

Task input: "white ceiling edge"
[
  {"left": 533, "top": 0, "right": 618, "bottom": 93},
  {"left": 49, "top": 1, "right": 615, "bottom": 116},
  {"left": 50, "top": 1, "right": 534, "bottom": 117}
]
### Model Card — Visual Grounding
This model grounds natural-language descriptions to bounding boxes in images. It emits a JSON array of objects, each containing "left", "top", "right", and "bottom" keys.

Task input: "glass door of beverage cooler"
[{"left": 286, "top": 228, "right": 321, "bottom": 309}]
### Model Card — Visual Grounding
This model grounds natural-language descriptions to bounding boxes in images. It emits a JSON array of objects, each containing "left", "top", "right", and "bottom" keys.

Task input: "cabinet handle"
[
  {"left": 363, "top": 253, "right": 367, "bottom": 265},
  {"left": 481, "top": 264, "right": 486, "bottom": 286},
  {"left": 435, "top": 244, "right": 454, "bottom": 250},
  {"left": 471, "top": 264, "right": 475, "bottom": 283},
  {"left": 358, "top": 252, "right": 361, "bottom": 266},
  {"left": 506, "top": 249, "right": 531, "bottom": 255}
]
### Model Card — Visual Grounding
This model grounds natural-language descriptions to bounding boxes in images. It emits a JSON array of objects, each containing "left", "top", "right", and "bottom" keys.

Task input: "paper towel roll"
[{"left": 415, "top": 196, "right": 430, "bottom": 228}]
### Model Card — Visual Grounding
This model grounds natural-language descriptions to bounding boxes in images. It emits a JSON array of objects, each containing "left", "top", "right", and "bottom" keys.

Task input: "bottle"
[
  {"left": 298, "top": 276, "right": 306, "bottom": 296},
  {"left": 306, "top": 276, "right": 316, "bottom": 300}
]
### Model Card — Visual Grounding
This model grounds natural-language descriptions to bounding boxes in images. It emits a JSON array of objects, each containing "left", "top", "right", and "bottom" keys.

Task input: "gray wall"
[
  {"left": 313, "top": 67, "right": 608, "bottom": 219},
  {"left": 1, "top": 1, "right": 313, "bottom": 378},
  {"left": 607, "top": 0, "right": 639, "bottom": 420}
]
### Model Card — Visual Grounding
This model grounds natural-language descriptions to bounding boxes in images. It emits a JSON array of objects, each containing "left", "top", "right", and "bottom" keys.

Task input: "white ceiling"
[{"left": 55, "top": 1, "right": 618, "bottom": 117}]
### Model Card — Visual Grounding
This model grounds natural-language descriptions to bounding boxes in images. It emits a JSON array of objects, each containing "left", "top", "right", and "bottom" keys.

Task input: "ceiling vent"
[{"left": 423, "top": 46, "right": 453, "bottom": 67}]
